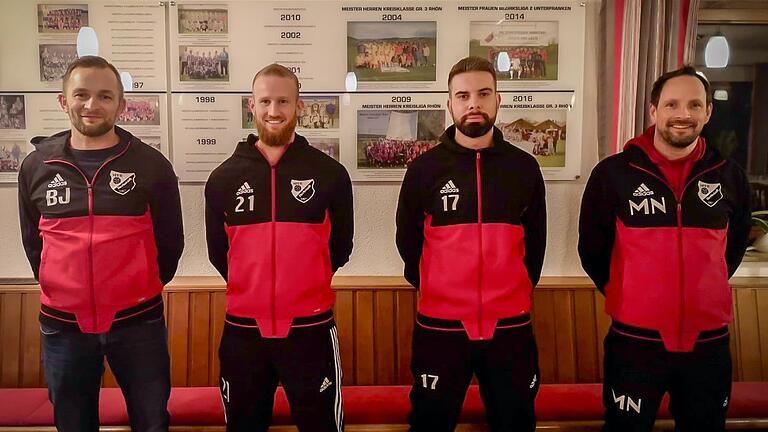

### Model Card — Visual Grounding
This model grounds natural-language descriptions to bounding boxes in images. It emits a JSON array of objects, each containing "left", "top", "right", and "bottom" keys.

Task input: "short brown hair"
[
  {"left": 650, "top": 66, "right": 712, "bottom": 107},
  {"left": 251, "top": 64, "right": 300, "bottom": 98},
  {"left": 448, "top": 56, "right": 497, "bottom": 92},
  {"left": 62, "top": 56, "right": 124, "bottom": 99}
]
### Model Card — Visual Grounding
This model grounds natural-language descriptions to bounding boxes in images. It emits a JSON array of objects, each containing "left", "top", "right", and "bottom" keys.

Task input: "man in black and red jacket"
[
  {"left": 579, "top": 67, "right": 751, "bottom": 432},
  {"left": 396, "top": 56, "right": 546, "bottom": 431},
  {"left": 18, "top": 56, "right": 184, "bottom": 432},
  {"left": 205, "top": 64, "right": 353, "bottom": 432}
]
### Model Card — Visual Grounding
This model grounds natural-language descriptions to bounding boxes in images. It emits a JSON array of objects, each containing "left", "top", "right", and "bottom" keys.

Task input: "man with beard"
[
  {"left": 17, "top": 56, "right": 184, "bottom": 432},
  {"left": 205, "top": 63, "right": 353, "bottom": 432},
  {"left": 578, "top": 66, "right": 751, "bottom": 432},
  {"left": 396, "top": 56, "right": 546, "bottom": 431}
]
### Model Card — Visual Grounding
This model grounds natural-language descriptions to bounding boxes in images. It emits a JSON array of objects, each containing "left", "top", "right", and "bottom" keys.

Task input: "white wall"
[{"left": 0, "top": 3, "right": 601, "bottom": 280}]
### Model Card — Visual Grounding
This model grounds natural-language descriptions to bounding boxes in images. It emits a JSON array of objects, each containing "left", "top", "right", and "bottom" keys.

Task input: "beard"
[
  {"left": 658, "top": 119, "right": 702, "bottom": 148},
  {"left": 69, "top": 110, "right": 116, "bottom": 138},
  {"left": 454, "top": 110, "right": 496, "bottom": 138},
  {"left": 256, "top": 111, "right": 298, "bottom": 147}
]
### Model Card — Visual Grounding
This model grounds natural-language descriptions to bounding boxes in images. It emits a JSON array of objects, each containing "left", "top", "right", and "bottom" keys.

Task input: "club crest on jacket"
[
  {"left": 291, "top": 179, "right": 315, "bottom": 203},
  {"left": 697, "top": 180, "right": 723, "bottom": 207},
  {"left": 110, "top": 170, "right": 136, "bottom": 196}
]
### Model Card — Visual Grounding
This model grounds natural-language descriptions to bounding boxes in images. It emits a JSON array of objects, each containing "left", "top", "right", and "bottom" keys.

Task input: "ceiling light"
[
  {"left": 76, "top": 27, "right": 99, "bottom": 57},
  {"left": 713, "top": 89, "right": 728, "bottom": 101},
  {"left": 496, "top": 52, "right": 511, "bottom": 72},
  {"left": 345, "top": 72, "right": 357, "bottom": 92},
  {"left": 120, "top": 71, "right": 133, "bottom": 92},
  {"left": 705, "top": 34, "right": 729, "bottom": 68}
]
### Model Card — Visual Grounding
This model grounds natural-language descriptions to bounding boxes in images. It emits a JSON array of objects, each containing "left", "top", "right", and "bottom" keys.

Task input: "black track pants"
[
  {"left": 602, "top": 324, "right": 731, "bottom": 432},
  {"left": 218, "top": 313, "right": 344, "bottom": 432},
  {"left": 408, "top": 315, "right": 540, "bottom": 432}
]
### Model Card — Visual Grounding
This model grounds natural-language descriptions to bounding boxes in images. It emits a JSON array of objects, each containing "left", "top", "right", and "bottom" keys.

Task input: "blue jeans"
[{"left": 41, "top": 314, "right": 171, "bottom": 432}]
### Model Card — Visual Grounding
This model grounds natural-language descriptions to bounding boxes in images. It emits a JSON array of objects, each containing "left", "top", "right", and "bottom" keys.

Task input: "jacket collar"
[
  {"left": 31, "top": 126, "right": 134, "bottom": 162},
  {"left": 624, "top": 126, "right": 725, "bottom": 180},
  {"left": 234, "top": 132, "right": 310, "bottom": 165}
]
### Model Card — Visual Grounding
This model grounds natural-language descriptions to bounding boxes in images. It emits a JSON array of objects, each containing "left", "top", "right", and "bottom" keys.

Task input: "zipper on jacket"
[
  {"left": 270, "top": 165, "right": 277, "bottom": 335},
  {"left": 476, "top": 151, "right": 484, "bottom": 339},
  {"left": 676, "top": 201, "right": 684, "bottom": 347},
  {"left": 44, "top": 144, "right": 131, "bottom": 330},
  {"left": 88, "top": 183, "right": 96, "bottom": 327},
  {"left": 256, "top": 142, "right": 292, "bottom": 337},
  {"left": 629, "top": 160, "right": 726, "bottom": 349}
]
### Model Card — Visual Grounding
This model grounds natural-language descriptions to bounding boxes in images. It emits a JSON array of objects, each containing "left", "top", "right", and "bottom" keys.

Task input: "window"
[{"left": 696, "top": 15, "right": 768, "bottom": 212}]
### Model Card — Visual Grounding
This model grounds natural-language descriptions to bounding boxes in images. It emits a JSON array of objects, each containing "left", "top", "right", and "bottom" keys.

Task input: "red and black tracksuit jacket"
[
  {"left": 396, "top": 125, "right": 547, "bottom": 340},
  {"left": 18, "top": 127, "right": 184, "bottom": 334},
  {"left": 578, "top": 127, "right": 751, "bottom": 352},
  {"left": 204, "top": 133, "right": 354, "bottom": 338}
]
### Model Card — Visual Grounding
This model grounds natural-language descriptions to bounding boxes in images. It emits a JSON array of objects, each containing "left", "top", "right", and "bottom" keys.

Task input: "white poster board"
[
  {"left": 0, "top": 1, "right": 167, "bottom": 91},
  {"left": 0, "top": 0, "right": 587, "bottom": 183}
]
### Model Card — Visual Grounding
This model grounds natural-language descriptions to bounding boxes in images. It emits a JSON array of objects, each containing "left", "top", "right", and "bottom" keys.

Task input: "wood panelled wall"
[{"left": 2, "top": 277, "right": 768, "bottom": 388}]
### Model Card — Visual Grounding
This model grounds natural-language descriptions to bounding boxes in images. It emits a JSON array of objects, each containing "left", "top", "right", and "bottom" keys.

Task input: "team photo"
[
  {"left": 37, "top": 4, "right": 88, "bottom": 33},
  {"left": 179, "top": 46, "right": 230, "bottom": 82},
  {"left": 0, "top": 95, "right": 26, "bottom": 129},
  {"left": 357, "top": 109, "right": 444, "bottom": 168},
  {"left": 39, "top": 44, "right": 78, "bottom": 82},
  {"left": 0, "top": 140, "right": 25, "bottom": 174},
  {"left": 470, "top": 21, "right": 559, "bottom": 81},
  {"left": 309, "top": 137, "right": 340, "bottom": 161},
  {"left": 136, "top": 135, "right": 162, "bottom": 151},
  {"left": 178, "top": 6, "right": 228, "bottom": 34},
  {"left": 348, "top": 21, "right": 437, "bottom": 82},
  {"left": 117, "top": 96, "right": 161, "bottom": 126},
  {"left": 497, "top": 109, "right": 567, "bottom": 167},
  {"left": 299, "top": 97, "right": 339, "bottom": 129}
]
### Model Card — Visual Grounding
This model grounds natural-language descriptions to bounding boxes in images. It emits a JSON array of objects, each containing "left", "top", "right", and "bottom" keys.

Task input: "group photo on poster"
[
  {"left": 39, "top": 44, "right": 78, "bottom": 82},
  {"left": 357, "top": 109, "right": 443, "bottom": 169},
  {"left": 0, "top": 140, "right": 26, "bottom": 181},
  {"left": 179, "top": 45, "right": 230, "bottom": 82},
  {"left": 470, "top": 21, "right": 558, "bottom": 81},
  {"left": 308, "top": 137, "right": 340, "bottom": 161},
  {"left": 497, "top": 108, "right": 567, "bottom": 168},
  {"left": 136, "top": 135, "right": 162, "bottom": 151},
  {"left": 299, "top": 96, "right": 339, "bottom": 129},
  {"left": 242, "top": 95, "right": 340, "bottom": 130},
  {"left": 117, "top": 96, "right": 161, "bottom": 126},
  {"left": 348, "top": 21, "right": 437, "bottom": 82},
  {"left": 0, "top": 95, "right": 26, "bottom": 129},
  {"left": 37, "top": 4, "right": 88, "bottom": 33},
  {"left": 178, "top": 5, "right": 228, "bottom": 34}
]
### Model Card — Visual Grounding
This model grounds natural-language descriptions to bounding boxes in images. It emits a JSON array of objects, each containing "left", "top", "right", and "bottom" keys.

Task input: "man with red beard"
[
  {"left": 18, "top": 56, "right": 183, "bottom": 432},
  {"left": 396, "top": 56, "right": 546, "bottom": 431},
  {"left": 205, "top": 64, "right": 353, "bottom": 432},
  {"left": 579, "top": 67, "right": 751, "bottom": 431}
]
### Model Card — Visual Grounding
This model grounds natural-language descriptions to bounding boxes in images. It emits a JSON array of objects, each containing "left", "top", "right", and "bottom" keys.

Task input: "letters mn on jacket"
[{"left": 578, "top": 126, "right": 751, "bottom": 352}]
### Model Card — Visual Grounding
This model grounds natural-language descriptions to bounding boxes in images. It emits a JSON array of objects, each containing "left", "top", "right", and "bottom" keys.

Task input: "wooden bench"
[{"left": 1, "top": 383, "right": 767, "bottom": 431}]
